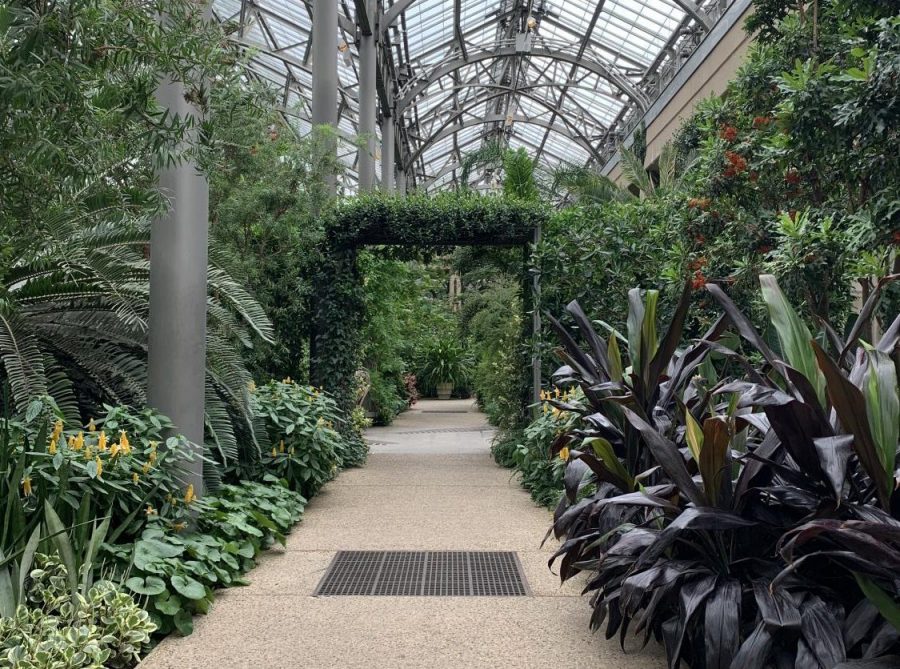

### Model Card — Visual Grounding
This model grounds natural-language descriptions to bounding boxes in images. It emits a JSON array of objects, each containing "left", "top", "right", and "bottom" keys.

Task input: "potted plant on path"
[{"left": 420, "top": 340, "right": 472, "bottom": 400}]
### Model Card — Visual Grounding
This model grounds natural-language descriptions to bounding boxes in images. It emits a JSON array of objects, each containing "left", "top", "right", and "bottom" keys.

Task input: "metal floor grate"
[{"left": 314, "top": 551, "right": 529, "bottom": 597}]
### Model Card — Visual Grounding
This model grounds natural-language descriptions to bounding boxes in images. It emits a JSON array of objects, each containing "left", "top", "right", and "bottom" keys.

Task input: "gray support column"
[
  {"left": 312, "top": 0, "right": 338, "bottom": 193},
  {"left": 396, "top": 169, "right": 407, "bottom": 194},
  {"left": 357, "top": 0, "right": 377, "bottom": 191},
  {"left": 381, "top": 116, "right": 395, "bottom": 192},
  {"left": 148, "top": 75, "right": 207, "bottom": 496}
]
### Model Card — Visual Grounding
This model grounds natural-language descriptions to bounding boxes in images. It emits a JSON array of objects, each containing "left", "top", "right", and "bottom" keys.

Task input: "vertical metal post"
[
  {"left": 396, "top": 168, "right": 407, "bottom": 194},
  {"left": 381, "top": 115, "right": 395, "bottom": 192},
  {"left": 148, "top": 74, "right": 207, "bottom": 496},
  {"left": 357, "top": 0, "right": 376, "bottom": 191},
  {"left": 312, "top": 0, "right": 338, "bottom": 193}
]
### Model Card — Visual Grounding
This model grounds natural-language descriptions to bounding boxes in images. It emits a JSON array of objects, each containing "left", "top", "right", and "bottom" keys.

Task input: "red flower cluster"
[
  {"left": 691, "top": 270, "right": 707, "bottom": 290},
  {"left": 752, "top": 116, "right": 772, "bottom": 129},
  {"left": 688, "top": 197, "right": 711, "bottom": 210},
  {"left": 719, "top": 125, "right": 739, "bottom": 142},
  {"left": 785, "top": 169, "right": 801, "bottom": 185},
  {"left": 723, "top": 151, "right": 748, "bottom": 177},
  {"left": 689, "top": 256, "right": 708, "bottom": 271},
  {"left": 758, "top": 244, "right": 772, "bottom": 254}
]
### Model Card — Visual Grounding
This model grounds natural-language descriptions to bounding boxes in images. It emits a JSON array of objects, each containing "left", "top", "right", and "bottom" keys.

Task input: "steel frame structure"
[{"left": 210, "top": 0, "right": 734, "bottom": 192}]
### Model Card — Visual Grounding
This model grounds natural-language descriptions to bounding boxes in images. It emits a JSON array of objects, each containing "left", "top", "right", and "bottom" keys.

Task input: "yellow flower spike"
[
  {"left": 95, "top": 456, "right": 103, "bottom": 478},
  {"left": 132, "top": 472, "right": 139, "bottom": 483},
  {"left": 87, "top": 418, "right": 96, "bottom": 433},
  {"left": 248, "top": 380, "right": 256, "bottom": 392},
  {"left": 119, "top": 431, "right": 129, "bottom": 452},
  {"left": 97, "top": 431, "right": 107, "bottom": 451},
  {"left": 271, "top": 447, "right": 277, "bottom": 458},
  {"left": 289, "top": 446, "right": 295, "bottom": 455},
  {"left": 142, "top": 461, "right": 151, "bottom": 474},
  {"left": 145, "top": 505, "right": 157, "bottom": 516},
  {"left": 48, "top": 438, "right": 57, "bottom": 455},
  {"left": 279, "top": 440, "right": 285, "bottom": 453},
  {"left": 22, "top": 476, "right": 32, "bottom": 497},
  {"left": 84, "top": 447, "right": 92, "bottom": 460},
  {"left": 184, "top": 484, "right": 196, "bottom": 505},
  {"left": 543, "top": 404, "right": 549, "bottom": 415},
  {"left": 148, "top": 451, "right": 157, "bottom": 465},
  {"left": 173, "top": 522, "right": 187, "bottom": 533},
  {"left": 559, "top": 447, "right": 570, "bottom": 462},
  {"left": 52, "top": 419, "right": 63, "bottom": 440},
  {"left": 67, "top": 435, "right": 75, "bottom": 448},
  {"left": 110, "top": 443, "right": 121, "bottom": 458},
  {"left": 74, "top": 432, "right": 84, "bottom": 450},
  {"left": 554, "top": 387, "right": 561, "bottom": 399}
]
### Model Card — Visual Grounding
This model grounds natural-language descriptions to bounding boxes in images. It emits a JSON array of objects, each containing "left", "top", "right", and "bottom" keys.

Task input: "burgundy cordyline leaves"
[{"left": 545, "top": 274, "right": 900, "bottom": 668}]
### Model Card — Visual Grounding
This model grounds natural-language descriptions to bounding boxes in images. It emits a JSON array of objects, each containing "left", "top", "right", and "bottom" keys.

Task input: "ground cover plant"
[{"left": 543, "top": 275, "right": 899, "bottom": 668}]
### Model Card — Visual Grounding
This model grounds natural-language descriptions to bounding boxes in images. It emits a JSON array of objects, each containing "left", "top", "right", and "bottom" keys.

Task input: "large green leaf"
[
  {"left": 759, "top": 275, "right": 825, "bottom": 405},
  {"left": 44, "top": 501, "right": 77, "bottom": 594},
  {"left": 854, "top": 573, "right": 900, "bottom": 633},
  {"left": 813, "top": 342, "right": 891, "bottom": 508},
  {"left": 863, "top": 347, "right": 899, "bottom": 478}
]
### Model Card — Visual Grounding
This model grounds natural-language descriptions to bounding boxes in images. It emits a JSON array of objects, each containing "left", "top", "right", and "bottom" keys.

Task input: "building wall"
[{"left": 604, "top": 1, "right": 755, "bottom": 183}]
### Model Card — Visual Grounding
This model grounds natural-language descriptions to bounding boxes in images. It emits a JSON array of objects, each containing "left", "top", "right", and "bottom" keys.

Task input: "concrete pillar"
[
  {"left": 312, "top": 0, "right": 338, "bottom": 193},
  {"left": 357, "top": 0, "right": 376, "bottom": 191},
  {"left": 148, "top": 74, "right": 207, "bottom": 496},
  {"left": 381, "top": 116, "right": 395, "bottom": 192}
]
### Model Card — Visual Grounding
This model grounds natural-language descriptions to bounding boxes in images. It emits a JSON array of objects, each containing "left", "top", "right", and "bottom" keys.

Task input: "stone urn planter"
[{"left": 436, "top": 382, "right": 453, "bottom": 400}]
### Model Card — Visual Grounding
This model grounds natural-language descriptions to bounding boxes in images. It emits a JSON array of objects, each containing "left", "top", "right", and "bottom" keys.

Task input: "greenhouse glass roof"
[{"left": 210, "top": 0, "right": 732, "bottom": 191}]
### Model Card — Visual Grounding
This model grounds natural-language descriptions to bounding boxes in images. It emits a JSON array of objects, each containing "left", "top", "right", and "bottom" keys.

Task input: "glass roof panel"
[{"left": 212, "top": 0, "right": 728, "bottom": 191}]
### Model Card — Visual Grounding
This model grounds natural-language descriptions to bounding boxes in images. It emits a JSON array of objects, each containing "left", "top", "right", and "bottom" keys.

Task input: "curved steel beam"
[
  {"left": 397, "top": 46, "right": 648, "bottom": 114},
  {"left": 407, "top": 89, "right": 605, "bottom": 166}
]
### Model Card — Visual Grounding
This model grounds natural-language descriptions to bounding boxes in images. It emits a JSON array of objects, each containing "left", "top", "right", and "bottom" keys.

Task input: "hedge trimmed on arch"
[{"left": 310, "top": 192, "right": 548, "bottom": 418}]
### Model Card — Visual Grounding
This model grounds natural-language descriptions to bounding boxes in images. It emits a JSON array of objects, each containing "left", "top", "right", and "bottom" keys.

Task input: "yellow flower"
[
  {"left": 74, "top": 432, "right": 84, "bottom": 450},
  {"left": 172, "top": 522, "right": 187, "bottom": 533},
  {"left": 110, "top": 443, "right": 121, "bottom": 458},
  {"left": 279, "top": 440, "right": 285, "bottom": 453},
  {"left": 542, "top": 404, "right": 549, "bottom": 415},
  {"left": 559, "top": 447, "right": 570, "bottom": 462},
  {"left": 84, "top": 447, "right": 92, "bottom": 460},
  {"left": 271, "top": 447, "right": 277, "bottom": 458},
  {"left": 119, "top": 431, "right": 129, "bottom": 452},
  {"left": 145, "top": 505, "right": 157, "bottom": 516},
  {"left": 283, "top": 376, "right": 293, "bottom": 384},
  {"left": 289, "top": 446, "right": 295, "bottom": 455},
  {"left": 132, "top": 472, "right": 139, "bottom": 483},
  {"left": 48, "top": 438, "right": 57, "bottom": 455},
  {"left": 67, "top": 435, "right": 75, "bottom": 448},
  {"left": 22, "top": 476, "right": 32, "bottom": 497},
  {"left": 87, "top": 418, "right": 96, "bottom": 432},
  {"left": 247, "top": 380, "right": 256, "bottom": 392},
  {"left": 554, "top": 387, "right": 561, "bottom": 399},
  {"left": 184, "top": 484, "right": 196, "bottom": 505},
  {"left": 97, "top": 431, "right": 107, "bottom": 451},
  {"left": 52, "top": 419, "right": 63, "bottom": 441},
  {"left": 95, "top": 456, "right": 103, "bottom": 477},
  {"left": 142, "top": 461, "right": 151, "bottom": 474},
  {"left": 148, "top": 450, "right": 157, "bottom": 465}
]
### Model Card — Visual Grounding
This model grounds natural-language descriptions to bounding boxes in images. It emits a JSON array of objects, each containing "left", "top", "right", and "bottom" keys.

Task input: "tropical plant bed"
[{"left": 539, "top": 274, "right": 899, "bottom": 668}]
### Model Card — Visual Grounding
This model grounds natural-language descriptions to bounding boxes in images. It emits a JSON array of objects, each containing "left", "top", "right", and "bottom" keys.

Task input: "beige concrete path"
[{"left": 142, "top": 400, "right": 665, "bottom": 669}]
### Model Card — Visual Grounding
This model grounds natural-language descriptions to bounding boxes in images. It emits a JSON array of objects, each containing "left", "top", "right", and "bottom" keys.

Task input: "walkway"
[{"left": 142, "top": 400, "right": 665, "bottom": 669}]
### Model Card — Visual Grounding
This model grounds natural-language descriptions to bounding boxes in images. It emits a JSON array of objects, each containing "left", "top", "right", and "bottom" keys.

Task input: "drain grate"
[{"left": 314, "top": 551, "right": 529, "bottom": 597}]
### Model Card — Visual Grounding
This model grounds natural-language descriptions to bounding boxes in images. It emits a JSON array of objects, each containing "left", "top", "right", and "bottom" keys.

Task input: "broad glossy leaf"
[
  {"left": 813, "top": 435, "right": 854, "bottom": 501},
  {"left": 862, "top": 348, "right": 898, "bottom": 478},
  {"left": 760, "top": 274, "right": 826, "bottom": 405},
  {"left": 730, "top": 621, "right": 773, "bottom": 669},
  {"left": 855, "top": 574, "right": 900, "bottom": 633},
  {"left": 583, "top": 437, "right": 632, "bottom": 490},
  {"left": 126, "top": 575, "right": 167, "bottom": 596},
  {"left": 566, "top": 300, "right": 610, "bottom": 378},
  {"left": 706, "top": 283, "right": 779, "bottom": 370},
  {"left": 608, "top": 335, "right": 623, "bottom": 383},
  {"left": 813, "top": 341, "right": 891, "bottom": 508},
  {"left": 704, "top": 578, "right": 741, "bottom": 669},
  {"left": 622, "top": 407, "right": 705, "bottom": 506},
  {"left": 627, "top": 288, "right": 646, "bottom": 375},
  {"left": 699, "top": 416, "right": 730, "bottom": 506},
  {"left": 648, "top": 280, "right": 692, "bottom": 386},
  {"left": 752, "top": 581, "right": 800, "bottom": 630},
  {"left": 171, "top": 573, "right": 206, "bottom": 601},
  {"left": 800, "top": 596, "right": 846, "bottom": 667},
  {"left": 684, "top": 409, "right": 703, "bottom": 463}
]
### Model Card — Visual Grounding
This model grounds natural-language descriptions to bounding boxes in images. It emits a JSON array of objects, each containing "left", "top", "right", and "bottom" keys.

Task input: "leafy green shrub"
[
  {"left": 111, "top": 479, "right": 305, "bottom": 636},
  {"left": 0, "top": 554, "right": 155, "bottom": 668},
  {"left": 248, "top": 379, "right": 367, "bottom": 494},
  {"left": 3, "top": 400, "right": 199, "bottom": 562},
  {"left": 546, "top": 275, "right": 900, "bottom": 667},
  {"left": 419, "top": 339, "right": 473, "bottom": 395}
]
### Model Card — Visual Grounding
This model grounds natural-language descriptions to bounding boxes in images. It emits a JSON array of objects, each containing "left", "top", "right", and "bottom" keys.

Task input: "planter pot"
[{"left": 436, "top": 382, "right": 453, "bottom": 400}]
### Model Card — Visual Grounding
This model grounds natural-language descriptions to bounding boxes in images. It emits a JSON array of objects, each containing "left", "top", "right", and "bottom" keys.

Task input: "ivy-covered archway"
[{"left": 310, "top": 192, "right": 548, "bottom": 420}]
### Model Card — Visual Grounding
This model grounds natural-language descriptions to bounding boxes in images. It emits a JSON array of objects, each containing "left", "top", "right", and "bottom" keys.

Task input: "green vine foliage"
[{"left": 311, "top": 193, "right": 547, "bottom": 417}]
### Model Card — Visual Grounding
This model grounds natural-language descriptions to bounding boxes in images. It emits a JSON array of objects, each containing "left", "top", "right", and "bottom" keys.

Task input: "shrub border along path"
[{"left": 310, "top": 192, "right": 549, "bottom": 419}]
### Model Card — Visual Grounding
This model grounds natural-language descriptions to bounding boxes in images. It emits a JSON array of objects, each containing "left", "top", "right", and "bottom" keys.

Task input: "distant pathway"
[{"left": 142, "top": 400, "right": 665, "bottom": 669}]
